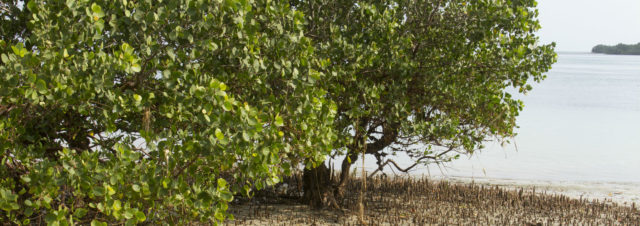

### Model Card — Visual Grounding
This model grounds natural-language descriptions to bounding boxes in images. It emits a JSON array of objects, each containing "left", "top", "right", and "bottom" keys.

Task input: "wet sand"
[{"left": 228, "top": 176, "right": 640, "bottom": 225}]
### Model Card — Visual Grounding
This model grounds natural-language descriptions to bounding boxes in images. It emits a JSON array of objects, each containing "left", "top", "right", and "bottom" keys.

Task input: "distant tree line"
[{"left": 592, "top": 43, "right": 640, "bottom": 55}]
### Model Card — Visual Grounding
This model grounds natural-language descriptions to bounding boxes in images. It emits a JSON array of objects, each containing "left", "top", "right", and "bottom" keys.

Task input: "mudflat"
[{"left": 228, "top": 176, "right": 640, "bottom": 225}]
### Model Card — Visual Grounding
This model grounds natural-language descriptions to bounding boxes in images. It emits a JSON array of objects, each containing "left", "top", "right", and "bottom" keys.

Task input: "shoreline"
[
  {"left": 428, "top": 175, "right": 640, "bottom": 207},
  {"left": 336, "top": 165, "right": 640, "bottom": 207}
]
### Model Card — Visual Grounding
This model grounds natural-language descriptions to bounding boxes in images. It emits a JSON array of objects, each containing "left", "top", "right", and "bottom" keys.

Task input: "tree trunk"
[
  {"left": 302, "top": 151, "right": 358, "bottom": 208},
  {"left": 302, "top": 162, "right": 335, "bottom": 208},
  {"left": 333, "top": 151, "right": 358, "bottom": 201}
]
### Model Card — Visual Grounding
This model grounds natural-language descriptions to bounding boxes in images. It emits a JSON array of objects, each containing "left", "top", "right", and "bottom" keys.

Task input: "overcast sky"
[{"left": 536, "top": 0, "right": 640, "bottom": 52}]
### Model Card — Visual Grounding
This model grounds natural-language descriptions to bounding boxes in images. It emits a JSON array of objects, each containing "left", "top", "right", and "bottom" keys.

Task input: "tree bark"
[
  {"left": 302, "top": 150, "right": 358, "bottom": 208},
  {"left": 333, "top": 150, "right": 358, "bottom": 201},
  {"left": 302, "top": 162, "right": 335, "bottom": 208}
]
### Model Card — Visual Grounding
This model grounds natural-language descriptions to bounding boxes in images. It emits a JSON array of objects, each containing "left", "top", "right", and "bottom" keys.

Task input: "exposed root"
[{"left": 230, "top": 174, "right": 640, "bottom": 225}]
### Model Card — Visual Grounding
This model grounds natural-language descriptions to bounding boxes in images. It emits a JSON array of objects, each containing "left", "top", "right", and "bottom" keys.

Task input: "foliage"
[
  {"left": 294, "top": 0, "right": 556, "bottom": 188},
  {"left": 1, "top": 0, "right": 556, "bottom": 222},
  {"left": 592, "top": 43, "right": 640, "bottom": 55},
  {"left": 0, "top": 0, "right": 334, "bottom": 224}
]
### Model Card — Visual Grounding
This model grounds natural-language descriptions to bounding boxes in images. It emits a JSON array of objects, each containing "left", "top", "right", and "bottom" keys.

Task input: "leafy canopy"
[
  {"left": 294, "top": 0, "right": 556, "bottom": 170},
  {"left": 0, "top": 0, "right": 334, "bottom": 224}
]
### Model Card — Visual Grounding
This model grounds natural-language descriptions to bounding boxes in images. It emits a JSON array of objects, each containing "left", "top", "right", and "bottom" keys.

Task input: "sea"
[{"left": 344, "top": 52, "right": 640, "bottom": 205}]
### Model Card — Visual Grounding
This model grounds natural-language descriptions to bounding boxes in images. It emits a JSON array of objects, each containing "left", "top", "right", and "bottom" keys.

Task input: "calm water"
[
  {"left": 349, "top": 52, "right": 640, "bottom": 202},
  {"left": 440, "top": 52, "right": 640, "bottom": 183}
]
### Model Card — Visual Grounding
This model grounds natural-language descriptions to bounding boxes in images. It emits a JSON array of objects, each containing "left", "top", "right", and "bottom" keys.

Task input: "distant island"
[{"left": 592, "top": 43, "right": 640, "bottom": 55}]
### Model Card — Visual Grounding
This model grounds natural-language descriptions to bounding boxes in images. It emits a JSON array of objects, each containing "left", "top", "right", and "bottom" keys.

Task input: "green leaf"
[
  {"left": 133, "top": 94, "right": 142, "bottom": 103},
  {"left": 132, "top": 184, "right": 140, "bottom": 192},
  {"left": 27, "top": 73, "right": 36, "bottom": 83},
  {"left": 215, "top": 128, "right": 224, "bottom": 140},
  {"left": 91, "top": 220, "right": 107, "bottom": 226},
  {"left": 274, "top": 115, "right": 284, "bottom": 127},
  {"left": 91, "top": 3, "right": 105, "bottom": 18},
  {"left": 214, "top": 211, "right": 224, "bottom": 221},
  {"left": 166, "top": 48, "right": 175, "bottom": 60},
  {"left": 125, "top": 219, "right": 136, "bottom": 226},
  {"left": 21, "top": 175, "right": 31, "bottom": 183},
  {"left": 135, "top": 211, "right": 146, "bottom": 222},
  {"left": 36, "top": 79, "right": 47, "bottom": 94},
  {"left": 131, "top": 63, "right": 141, "bottom": 73},
  {"left": 112, "top": 200, "right": 122, "bottom": 211},
  {"left": 26, "top": 1, "right": 37, "bottom": 11},
  {"left": 217, "top": 178, "right": 227, "bottom": 188},
  {"left": 209, "top": 42, "right": 218, "bottom": 51},
  {"left": 24, "top": 207, "right": 34, "bottom": 217},
  {"left": 162, "top": 178, "right": 170, "bottom": 188},
  {"left": 219, "top": 190, "right": 233, "bottom": 202},
  {"left": 94, "top": 19, "right": 104, "bottom": 32},
  {"left": 222, "top": 100, "right": 233, "bottom": 111},
  {"left": 123, "top": 209, "right": 135, "bottom": 219},
  {"left": 92, "top": 186, "right": 105, "bottom": 196},
  {"left": 44, "top": 213, "right": 56, "bottom": 224},
  {"left": 42, "top": 195, "right": 52, "bottom": 204},
  {"left": 11, "top": 43, "right": 27, "bottom": 57},
  {"left": 74, "top": 208, "right": 88, "bottom": 218},
  {"left": 121, "top": 43, "right": 133, "bottom": 54},
  {"left": 106, "top": 185, "right": 116, "bottom": 196},
  {"left": 242, "top": 132, "right": 250, "bottom": 141},
  {"left": 66, "top": 0, "right": 76, "bottom": 8}
]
